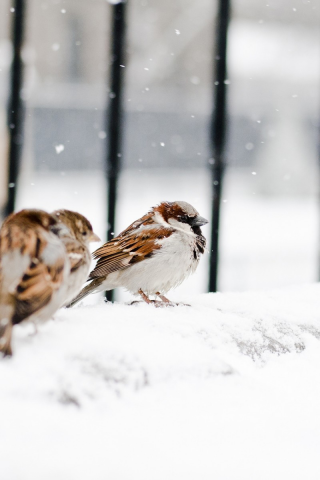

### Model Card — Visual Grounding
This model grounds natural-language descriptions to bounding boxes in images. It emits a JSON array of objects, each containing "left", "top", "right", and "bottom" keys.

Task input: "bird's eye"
[
  {"left": 81, "top": 231, "right": 87, "bottom": 236},
  {"left": 179, "top": 215, "right": 190, "bottom": 224}
]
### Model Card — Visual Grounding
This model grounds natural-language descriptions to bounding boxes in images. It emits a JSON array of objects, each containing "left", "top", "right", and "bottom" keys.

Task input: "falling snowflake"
[{"left": 55, "top": 144, "right": 65, "bottom": 154}]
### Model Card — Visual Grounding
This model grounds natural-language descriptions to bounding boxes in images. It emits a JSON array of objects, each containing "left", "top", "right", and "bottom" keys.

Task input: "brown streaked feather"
[
  {"left": 116, "top": 212, "right": 155, "bottom": 237},
  {"left": 12, "top": 251, "right": 65, "bottom": 325},
  {"left": 90, "top": 226, "right": 174, "bottom": 279},
  {"left": 0, "top": 209, "right": 57, "bottom": 259},
  {"left": 1, "top": 224, "right": 42, "bottom": 259},
  {"left": 0, "top": 210, "right": 65, "bottom": 326}
]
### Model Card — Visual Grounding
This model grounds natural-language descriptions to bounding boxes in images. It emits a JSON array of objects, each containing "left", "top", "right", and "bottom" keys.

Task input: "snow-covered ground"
[
  {"left": 1, "top": 168, "right": 317, "bottom": 478},
  {"left": 1, "top": 285, "right": 320, "bottom": 480}
]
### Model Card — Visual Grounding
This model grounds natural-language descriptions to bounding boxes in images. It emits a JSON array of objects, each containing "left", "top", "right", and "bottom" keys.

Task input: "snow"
[
  {"left": 54, "top": 144, "right": 64, "bottom": 154},
  {"left": 1, "top": 284, "right": 320, "bottom": 479},
  {"left": 6, "top": 168, "right": 319, "bottom": 477},
  {"left": 229, "top": 20, "right": 320, "bottom": 83}
]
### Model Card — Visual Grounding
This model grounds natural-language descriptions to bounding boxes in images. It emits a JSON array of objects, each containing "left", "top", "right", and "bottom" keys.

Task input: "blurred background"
[{"left": 0, "top": 0, "right": 319, "bottom": 301}]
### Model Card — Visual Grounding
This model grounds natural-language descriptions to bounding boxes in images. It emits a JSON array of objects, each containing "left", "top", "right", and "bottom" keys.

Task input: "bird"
[
  {"left": 0, "top": 209, "right": 70, "bottom": 356},
  {"left": 51, "top": 209, "right": 100, "bottom": 307},
  {"left": 67, "top": 201, "right": 208, "bottom": 307}
]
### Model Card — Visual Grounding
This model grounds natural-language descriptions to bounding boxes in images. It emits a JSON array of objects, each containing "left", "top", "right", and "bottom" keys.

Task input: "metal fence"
[
  {"left": 2, "top": 0, "right": 319, "bottom": 297},
  {"left": 4, "top": 0, "right": 230, "bottom": 297}
]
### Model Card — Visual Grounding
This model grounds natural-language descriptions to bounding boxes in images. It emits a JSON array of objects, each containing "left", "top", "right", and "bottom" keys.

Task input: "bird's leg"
[
  {"left": 138, "top": 289, "right": 154, "bottom": 304},
  {"left": 135, "top": 289, "right": 181, "bottom": 308},
  {"left": 156, "top": 293, "right": 171, "bottom": 304},
  {"left": 138, "top": 289, "right": 162, "bottom": 307},
  {"left": 156, "top": 292, "right": 191, "bottom": 307},
  {"left": 129, "top": 290, "right": 146, "bottom": 305},
  {"left": 155, "top": 292, "right": 177, "bottom": 307}
]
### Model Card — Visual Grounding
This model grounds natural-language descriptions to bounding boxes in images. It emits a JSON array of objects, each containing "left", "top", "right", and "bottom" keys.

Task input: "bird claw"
[
  {"left": 129, "top": 299, "right": 190, "bottom": 307},
  {"left": 149, "top": 300, "right": 191, "bottom": 308},
  {"left": 152, "top": 300, "right": 172, "bottom": 308},
  {"left": 163, "top": 301, "right": 191, "bottom": 307},
  {"left": 130, "top": 298, "right": 174, "bottom": 308},
  {"left": 135, "top": 299, "right": 166, "bottom": 307},
  {"left": 155, "top": 292, "right": 190, "bottom": 307},
  {"left": 136, "top": 290, "right": 191, "bottom": 308}
]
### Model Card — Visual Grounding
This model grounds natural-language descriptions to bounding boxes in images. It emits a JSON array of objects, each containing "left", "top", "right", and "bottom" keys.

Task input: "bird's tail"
[
  {"left": 0, "top": 319, "right": 13, "bottom": 357},
  {"left": 0, "top": 301, "right": 14, "bottom": 356},
  {"left": 66, "top": 278, "right": 105, "bottom": 308}
]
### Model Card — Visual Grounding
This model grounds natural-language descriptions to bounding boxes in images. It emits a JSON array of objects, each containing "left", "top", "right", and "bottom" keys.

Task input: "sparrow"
[
  {"left": 51, "top": 209, "right": 100, "bottom": 307},
  {"left": 67, "top": 201, "right": 208, "bottom": 307},
  {"left": 0, "top": 209, "right": 70, "bottom": 356}
]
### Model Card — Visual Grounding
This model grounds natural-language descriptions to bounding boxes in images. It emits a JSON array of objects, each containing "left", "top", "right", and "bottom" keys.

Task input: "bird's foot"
[
  {"left": 130, "top": 299, "right": 166, "bottom": 307},
  {"left": 138, "top": 289, "right": 171, "bottom": 307},
  {"left": 156, "top": 293, "right": 191, "bottom": 307},
  {"left": 129, "top": 300, "right": 143, "bottom": 305},
  {"left": 159, "top": 301, "right": 191, "bottom": 307},
  {"left": 137, "top": 290, "right": 190, "bottom": 307},
  {"left": 150, "top": 299, "right": 170, "bottom": 308}
]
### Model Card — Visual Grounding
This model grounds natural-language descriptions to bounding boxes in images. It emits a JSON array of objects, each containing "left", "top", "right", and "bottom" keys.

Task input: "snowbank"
[{"left": 1, "top": 285, "right": 320, "bottom": 480}]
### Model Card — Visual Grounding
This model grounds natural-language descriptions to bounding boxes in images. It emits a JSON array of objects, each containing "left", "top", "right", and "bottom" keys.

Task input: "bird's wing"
[
  {"left": 90, "top": 226, "right": 174, "bottom": 278},
  {"left": 1, "top": 226, "right": 66, "bottom": 325},
  {"left": 12, "top": 256, "right": 65, "bottom": 325},
  {"left": 1, "top": 221, "right": 41, "bottom": 258},
  {"left": 117, "top": 212, "right": 155, "bottom": 237}
]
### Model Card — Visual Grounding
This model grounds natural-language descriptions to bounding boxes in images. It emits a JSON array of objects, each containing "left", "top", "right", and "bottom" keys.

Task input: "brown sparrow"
[
  {"left": 68, "top": 201, "right": 208, "bottom": 307},
  {"left": 0, "top": 209, "right": 70, "bottom": 356},
  {"left": 51, "top": 209, "right": 100, "bottom": 306}
]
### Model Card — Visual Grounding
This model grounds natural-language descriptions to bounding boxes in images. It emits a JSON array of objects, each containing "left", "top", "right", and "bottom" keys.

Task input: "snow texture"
[{"left": 1, "top": 285, "right": 320, "bottom": 480}]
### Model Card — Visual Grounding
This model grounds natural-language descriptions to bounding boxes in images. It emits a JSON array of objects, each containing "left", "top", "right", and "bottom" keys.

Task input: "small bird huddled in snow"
[
  {"left": 0, "top": 209, "right": 70, "bottom": 356},
  {"left": 67, "top": 201, "right": 208, "bottom": 308},
  {"left": 51, "top": 209, "right": 100, "bottom": 307},
  {"left": 0, "top": 208, "right": 99, "bottom": 356}
]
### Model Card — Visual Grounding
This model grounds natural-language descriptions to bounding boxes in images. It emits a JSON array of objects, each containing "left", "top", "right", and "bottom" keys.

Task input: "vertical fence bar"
[
  {"left": 208, "top": 0, "right": 230, "bottom": 292},
  {"left": 4, "top": 0, "right": 26, "bottom": 218},
  {"left": 105, "top": 0, "right": 127, "bottom": 302},
  {"left": 318, "top": 116, "right": 320, "bottom": 282}
]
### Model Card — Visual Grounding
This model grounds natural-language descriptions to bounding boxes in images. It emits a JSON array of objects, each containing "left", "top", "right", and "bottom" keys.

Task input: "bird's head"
[
  {"left": 52, "top": 209, "right": 100, "bottom": 245},
  {"left": 153, "top": 201, "right": 208, "bottom": 235}
]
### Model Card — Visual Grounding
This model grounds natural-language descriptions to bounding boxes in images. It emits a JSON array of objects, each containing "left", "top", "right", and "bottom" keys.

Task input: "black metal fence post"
[
  {"left": 318, "top": 116, "right": 320, "bottom": 282},
  {"left": 105, "top": 0, "right": 127, "bottom": 302},
  {"left": 4, "top": 0, "right": 26, "bottom": 218},
  {"left": 208, "top": 0, "right": 230, "bottom": 292}
]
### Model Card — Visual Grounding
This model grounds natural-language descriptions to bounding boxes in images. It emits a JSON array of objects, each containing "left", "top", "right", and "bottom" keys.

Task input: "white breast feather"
[{"left": 109, "top": 230, "right": 199, "bottom": 295}]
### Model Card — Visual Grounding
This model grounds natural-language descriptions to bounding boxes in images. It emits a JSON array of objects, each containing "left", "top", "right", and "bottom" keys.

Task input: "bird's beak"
[
  {"left": 190, "top": 215, "right": 208, "bottom": 227},
  {"left": 90, "top": 232, "right": 101, "bottom": 242}
]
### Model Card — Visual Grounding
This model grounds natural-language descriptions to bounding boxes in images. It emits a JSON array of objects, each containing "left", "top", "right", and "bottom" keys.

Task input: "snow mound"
[{"left": 1, "top": 285, "right": 320, "bottom": 480}]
